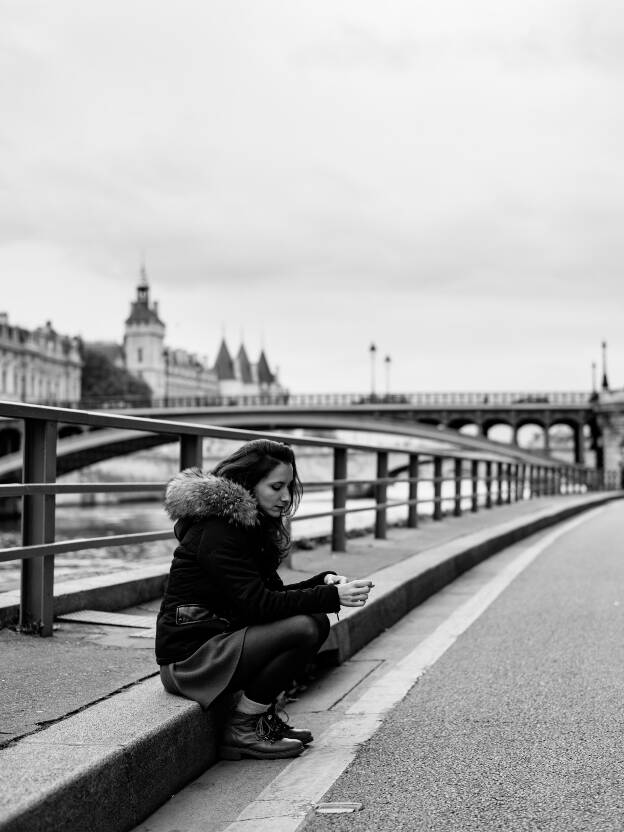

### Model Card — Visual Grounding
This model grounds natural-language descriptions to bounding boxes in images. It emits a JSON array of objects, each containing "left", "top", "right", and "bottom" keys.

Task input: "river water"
[{"left": 0, "top": 432, "right": 496, "bottom": 594}]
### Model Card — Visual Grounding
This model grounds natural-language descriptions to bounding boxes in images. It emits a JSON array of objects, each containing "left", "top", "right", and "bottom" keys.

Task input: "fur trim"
[{"left": 164, "top": 468, "right": 258, "bottom": 527}]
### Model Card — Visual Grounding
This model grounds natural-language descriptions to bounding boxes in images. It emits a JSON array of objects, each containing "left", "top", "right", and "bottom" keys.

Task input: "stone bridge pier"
[{"left": 595, "top": 391, "right": 624, "bottom": 486}]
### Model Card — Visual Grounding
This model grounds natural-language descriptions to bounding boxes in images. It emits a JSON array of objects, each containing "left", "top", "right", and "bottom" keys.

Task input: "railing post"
[
  {"left": 332, "top": 447, "right": 347, "bottom": 552},
  {"left": 20, "top": 419, "right": 57, "bottom": 636},
  {"left": 485, "top": 460, "right": 492, "bottom": 508},
  {"left": 496, "top": 461, "right": 504, "bottom": 505},
  {"left": 375, "top": 451, "right": 388, "bottom": 539},
  {"left": 407, "top": 453, "right": 419, "bottom": 528},
  {"left": 506, "top": 463, "right": 512, "bottom": 504},
  {"left": 180, "top": 434, "right": 203, "bottom": 470},
  {"left": 520, "top": 463, "right": 527, "bottom": 500},
  {"left": 433, "top": 456, "right": 443, "bottom": 520},
  {"left": 453, "top": 457, "right": 462, "bottom": 517},
  {"left": 471, "top": 459, "right": 479, "bottom": 513}
]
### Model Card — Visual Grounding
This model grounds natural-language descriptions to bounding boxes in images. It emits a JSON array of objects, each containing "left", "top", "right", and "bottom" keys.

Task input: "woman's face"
[{"left": 253, "top": 461, "right": 294, "bottom": 518}]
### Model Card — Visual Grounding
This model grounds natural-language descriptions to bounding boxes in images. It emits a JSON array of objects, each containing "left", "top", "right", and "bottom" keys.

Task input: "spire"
[
  {"left": 257, "top": 349, "right": 274, "bottom": 384},
  {"left": 137, "top": 260, "right": 149, "bottom": 304},
  {"left": 236, "top": 343, "right": 253, "bottom": 383},
  {"left": 125, "top": 261, "right": 164, "bottom": 327},
  {"left": 214, "top": 338, "right": 235, "bottom": 380},
  {"left": 601, "top": 340, "right": 609, "bottom": 391}
]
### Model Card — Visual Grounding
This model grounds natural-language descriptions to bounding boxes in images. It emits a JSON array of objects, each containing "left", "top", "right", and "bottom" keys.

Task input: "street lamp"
[
  {"left": 369, "top": 343, "right": 377, "bottom": 400},
  {"left": 601, "top": 340, "right": 609, "bottom": 391},
  {"left": 384, "top": 355, "right": 391, "bottom": 400}
]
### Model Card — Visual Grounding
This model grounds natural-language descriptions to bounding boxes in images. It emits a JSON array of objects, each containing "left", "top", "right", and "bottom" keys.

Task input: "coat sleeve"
[
  {"left": 199, "top": 525, "right": 340, "bottom": 624},
  {"left": 281, "top": 571, "right": 337, "bottom": 591}
]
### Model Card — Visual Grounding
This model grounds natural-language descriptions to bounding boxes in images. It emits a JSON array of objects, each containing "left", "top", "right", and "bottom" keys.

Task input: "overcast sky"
[{"left": 1, "top": 0, "right": 622, "bottom": 394}]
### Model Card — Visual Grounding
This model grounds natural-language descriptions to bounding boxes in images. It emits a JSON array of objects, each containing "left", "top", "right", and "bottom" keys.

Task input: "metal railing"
[{"left": 0, "top": 401, "right": 610, "bottom": 637}]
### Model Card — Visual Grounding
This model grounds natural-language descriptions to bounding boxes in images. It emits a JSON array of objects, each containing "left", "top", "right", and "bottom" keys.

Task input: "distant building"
[
  {"left": 213, "top": 339, "right": 281, "bottom": 399},
  {"left": 0, "top": 314, "right": 82, "bottom": 404},
  {"left": 115, "top": 267, "right": 285, "bottom": 402},
  {"left": 121, "top": 268, "right": 219, "bottom": 400}
]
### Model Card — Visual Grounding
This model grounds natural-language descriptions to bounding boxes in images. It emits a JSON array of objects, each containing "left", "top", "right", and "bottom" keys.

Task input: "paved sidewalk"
[
  {"left": 0, "top": 494, "right": 612, "bottom": 749},
  {"left": 0, "top": 492, "right": 621, "bottom": 832}
]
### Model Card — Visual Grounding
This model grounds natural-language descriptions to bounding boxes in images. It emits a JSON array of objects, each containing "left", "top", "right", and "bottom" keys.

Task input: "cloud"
[{"left": 0, "top": 0, "right": 622, "bottom": 392}]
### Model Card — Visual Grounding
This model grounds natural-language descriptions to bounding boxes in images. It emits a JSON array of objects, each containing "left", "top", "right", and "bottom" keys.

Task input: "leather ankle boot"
[
  {"left": 219, "top": 710, "right": 304, "bottom": 760},
  {"left": 267, "top": 703, "right": 314, "bottom": 746}
]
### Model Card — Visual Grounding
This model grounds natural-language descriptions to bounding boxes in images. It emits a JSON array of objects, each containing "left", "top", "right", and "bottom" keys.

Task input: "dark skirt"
[{"left": 160, "top": 626, "right": 247, "bottom": 708}]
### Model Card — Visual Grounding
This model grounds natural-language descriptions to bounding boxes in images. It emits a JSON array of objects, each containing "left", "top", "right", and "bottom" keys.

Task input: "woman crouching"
[{"left": 156, "top": 439, "right": 373, "bottom": 760}]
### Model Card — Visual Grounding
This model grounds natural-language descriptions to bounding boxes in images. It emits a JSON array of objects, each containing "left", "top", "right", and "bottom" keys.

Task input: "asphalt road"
[{"left": 304, "top": 500, "right": 624, "bottom": 832}]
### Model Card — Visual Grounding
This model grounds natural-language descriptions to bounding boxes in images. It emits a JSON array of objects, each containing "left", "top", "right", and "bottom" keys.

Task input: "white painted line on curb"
[{"left": 222, "top": 507, "right": 605, "bottom": 832}]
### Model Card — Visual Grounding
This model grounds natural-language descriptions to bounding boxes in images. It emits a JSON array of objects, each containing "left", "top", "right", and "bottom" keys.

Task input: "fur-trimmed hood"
[{"left": 164, "top": 468, "right": 259, "bottom": 532}]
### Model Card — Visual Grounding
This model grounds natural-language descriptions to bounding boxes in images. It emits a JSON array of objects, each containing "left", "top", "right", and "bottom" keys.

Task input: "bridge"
[{"left": 2, "top": 389, "right": 622, "bottom": 479}]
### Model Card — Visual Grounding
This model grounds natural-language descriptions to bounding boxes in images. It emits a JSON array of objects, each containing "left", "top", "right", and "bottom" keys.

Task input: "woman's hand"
[
  {"left": 336, "top": 579, "right": 374, "bottom": 607},
  {"left": 324, "top": 574, "right": 348, "bottom": 586}
]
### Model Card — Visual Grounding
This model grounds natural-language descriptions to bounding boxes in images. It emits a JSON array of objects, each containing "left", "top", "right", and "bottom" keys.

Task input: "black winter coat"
[{"left": 155, "top": 469, "right": 340, "bottom": 665}]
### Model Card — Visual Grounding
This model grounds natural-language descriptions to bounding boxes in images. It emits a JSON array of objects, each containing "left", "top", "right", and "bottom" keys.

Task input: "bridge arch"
[
  {"left": 515, "top": 422, "right": 550, "bottom": 453},
  {"left": 448, "top": 417, "right": 482, "bottom": 434},
  {"left": 413, "top": 416, "right": 442, "bottom": 428},
  {"left": 482, "top": 419, "right": 514, "bottom": 444}
]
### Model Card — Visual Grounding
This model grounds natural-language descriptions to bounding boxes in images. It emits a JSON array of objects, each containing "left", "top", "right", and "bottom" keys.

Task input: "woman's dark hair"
[{"left": 211, "top": 439, "right": 303, "bottom": 564}]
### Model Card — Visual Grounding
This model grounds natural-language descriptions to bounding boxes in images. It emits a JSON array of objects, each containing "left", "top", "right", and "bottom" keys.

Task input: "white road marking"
[{"left": 221, "top": 507, "right": 604, "bottom": 831}]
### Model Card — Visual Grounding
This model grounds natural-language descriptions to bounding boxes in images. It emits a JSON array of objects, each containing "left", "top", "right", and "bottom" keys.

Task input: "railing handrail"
[{"left": 0, "top": 399, "right": 609, "bottom": 636}]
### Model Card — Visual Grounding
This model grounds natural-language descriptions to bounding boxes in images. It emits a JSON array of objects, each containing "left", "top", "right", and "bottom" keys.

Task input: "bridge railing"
[
  {"left": 0, "top": 401, "right": 607, "bottom": 637},
  {"left": 10, "top": 390, "right": 594, "bottom": 410}
]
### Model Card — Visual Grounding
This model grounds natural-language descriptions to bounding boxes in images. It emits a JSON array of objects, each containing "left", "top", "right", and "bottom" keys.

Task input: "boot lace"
[
  {"left": 255, "top": 711, "right": 284, "bottom": 743},
  {"left": 266, "top": 703, "right": 292, "bottom": 735}
]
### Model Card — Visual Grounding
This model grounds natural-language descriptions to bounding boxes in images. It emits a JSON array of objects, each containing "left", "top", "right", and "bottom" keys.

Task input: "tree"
[{"left": 80, "top": 344, "right": 152, "bottom": 405}]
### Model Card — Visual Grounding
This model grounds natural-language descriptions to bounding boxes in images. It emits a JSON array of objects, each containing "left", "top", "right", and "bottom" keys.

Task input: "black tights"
[{"left": 226, "top": 613, "right": 330, "bottom": 705}]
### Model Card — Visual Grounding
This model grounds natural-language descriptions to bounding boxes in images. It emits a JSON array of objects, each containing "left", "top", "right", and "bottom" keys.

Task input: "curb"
[
  {"left": 1, "top": 492, "right": 621, "bottom": 832},
  {"left": 0, "top": 563, "right": 171, "bottom": 630}
]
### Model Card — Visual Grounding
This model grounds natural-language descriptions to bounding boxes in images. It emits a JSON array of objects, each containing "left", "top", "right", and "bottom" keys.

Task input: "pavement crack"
[{"left": 2, "top": 670, "right": 160, "bottom": 749}]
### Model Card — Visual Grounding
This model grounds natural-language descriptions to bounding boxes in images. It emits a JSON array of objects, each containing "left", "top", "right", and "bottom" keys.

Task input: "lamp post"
[
  {"left": 384, "top": 355, "right": 391, "bottom": 400},
  {"left": 591, "top": 361, "right": 597, "bottom": 396},
  {"left": 369, "top": 342, "right": 377, "bottom": 401},
  {"left": 601, "top": 340, "right": 609, "bottom": 391}
]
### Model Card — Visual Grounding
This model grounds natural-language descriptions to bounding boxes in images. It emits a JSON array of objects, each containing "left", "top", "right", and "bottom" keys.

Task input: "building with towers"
[
  {"left": 121, "top": 267, "right": 284, "bottom": 402},
  {"left": 0, "top": 268, "right": 285, "bottom": 406}
]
